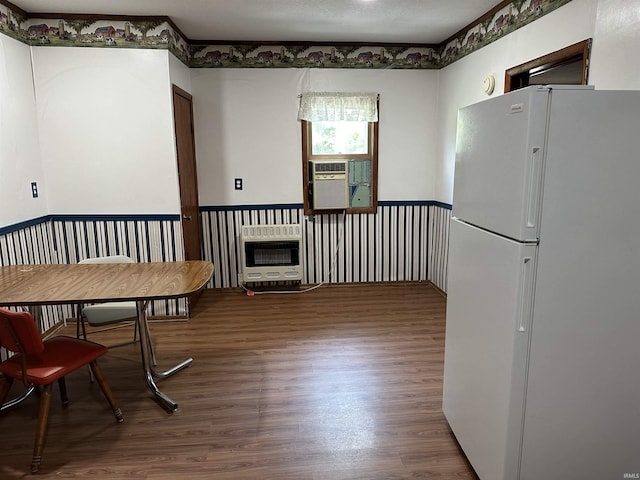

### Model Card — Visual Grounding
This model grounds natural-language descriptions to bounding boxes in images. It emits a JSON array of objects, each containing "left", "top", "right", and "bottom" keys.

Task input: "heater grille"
[{"left": 240, "top": 224, "right": 303, "bottom": 283}]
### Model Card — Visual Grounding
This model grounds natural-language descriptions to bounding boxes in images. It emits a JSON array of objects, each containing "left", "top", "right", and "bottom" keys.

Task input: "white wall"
[
  {"left": 190, "top": 68, "right": 439, "bottom": 206},
  {"left": 3, "top": 0, "right": 639, "bottom": 222},
  {"left": 0, "top": 35, "right": 47, "bottom": 228},
  {"left": 169, "top": 52, "right": 192, "bottom": 93},
  {"left": 31, "top": 47, "right": 181, "bottom": 215},
  {"left": 436, "top": 0, "right": 640, "bottom": 204},
  {"left": 436, "top": 0, "right": 600, "bottom": 204},
  {"left": 589, "top": 0, "right": 640, "bottom": 89}
]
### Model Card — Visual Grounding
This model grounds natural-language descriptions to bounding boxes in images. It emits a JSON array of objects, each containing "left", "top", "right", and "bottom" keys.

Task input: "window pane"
[
  {"left": 311, "top": 121, "right": 368, "bottom": 155},
  {"left": 349, "top": 159, "right": 372, "bottom": 208}
]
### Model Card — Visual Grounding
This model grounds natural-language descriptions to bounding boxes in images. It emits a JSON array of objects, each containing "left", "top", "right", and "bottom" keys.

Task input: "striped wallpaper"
[
  {"left": 0, "top": 218, "right": 66, "bottom": 333},
  {"left": 51, "top": 215, "right": 187, "bottom": 320},
  {"left": 201, "top": 202, "right": 451, "bottom": 290},
  {"left": 0, "top": 202, "right": 451, "bottom": 331}
]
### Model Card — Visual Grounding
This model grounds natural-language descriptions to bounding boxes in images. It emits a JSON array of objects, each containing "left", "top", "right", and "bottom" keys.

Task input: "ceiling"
[{"left": 10, "top": 0, "right": 502, "bottom": 44}]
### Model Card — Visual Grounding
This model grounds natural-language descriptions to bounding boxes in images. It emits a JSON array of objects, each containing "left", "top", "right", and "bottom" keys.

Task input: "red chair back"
[{"left": 0, "top": 308, "right": 45, "bottom": 355}]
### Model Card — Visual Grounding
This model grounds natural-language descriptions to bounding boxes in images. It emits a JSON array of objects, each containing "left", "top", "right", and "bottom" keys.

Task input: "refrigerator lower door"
[{"left": 443, "top": 218, "right": 537, "bottom": 480}]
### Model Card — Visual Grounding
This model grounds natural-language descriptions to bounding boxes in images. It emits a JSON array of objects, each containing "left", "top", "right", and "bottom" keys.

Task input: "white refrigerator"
[{"left": 443, "top": 85, "right": 640, "bottom": 480}]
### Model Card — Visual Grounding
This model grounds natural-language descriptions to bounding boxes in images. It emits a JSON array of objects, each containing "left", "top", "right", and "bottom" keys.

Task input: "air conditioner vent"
[{"left": 314, "top": 162, "right": 346, "bottom": 173}]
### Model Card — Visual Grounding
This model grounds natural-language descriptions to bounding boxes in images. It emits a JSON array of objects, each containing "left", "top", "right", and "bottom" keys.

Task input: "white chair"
[{"left": 76, "top": 255, "right": 139, "bottom": 347}]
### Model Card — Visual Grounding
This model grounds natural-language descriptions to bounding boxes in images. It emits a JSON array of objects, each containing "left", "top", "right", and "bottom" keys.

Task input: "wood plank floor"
[{"left": 0, "top": 284, "right": 477, "bottom": 479}]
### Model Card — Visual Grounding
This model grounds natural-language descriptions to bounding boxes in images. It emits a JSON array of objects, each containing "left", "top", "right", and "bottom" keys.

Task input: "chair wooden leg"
[
  {"left": 75, "top": 304, "right": 88, "bottom": 340},
  {"left": 57, "top": 377, "right": 69, "bottom": 408},
  {"left": 31, "top": 383, "right": 53, "bottom": 474},
  {"left": 0, "top": 376, "right": 14, "bottom": 407},
  {"left": 89, "top": 361, "right": 124, "bottom": 423}
]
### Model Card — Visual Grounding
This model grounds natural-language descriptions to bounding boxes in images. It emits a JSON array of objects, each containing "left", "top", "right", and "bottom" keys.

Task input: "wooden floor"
[{"left": 0, "top": 284, "right": 477, "bottom": 479}]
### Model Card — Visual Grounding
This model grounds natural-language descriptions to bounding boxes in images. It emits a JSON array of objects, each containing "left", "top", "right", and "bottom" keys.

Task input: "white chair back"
[{"left": 79, "top": 255, "right": 135, "bottom": 265}]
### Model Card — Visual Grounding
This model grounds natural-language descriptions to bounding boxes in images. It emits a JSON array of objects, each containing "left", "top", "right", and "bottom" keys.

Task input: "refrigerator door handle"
[
  {"left": 526, "top": 147, "right": 543, "bottom": 228},
  {"left": 517, "top": 256, "right": 534, "bottom": 332}
]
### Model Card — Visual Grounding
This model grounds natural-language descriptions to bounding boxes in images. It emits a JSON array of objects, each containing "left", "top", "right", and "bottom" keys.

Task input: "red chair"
[{"left": 0, "top": 308, "right": 124, "bottom": 473}]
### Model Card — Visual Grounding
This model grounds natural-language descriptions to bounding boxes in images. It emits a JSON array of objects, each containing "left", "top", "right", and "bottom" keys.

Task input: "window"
[
  {"left": 505, "top": 39, "right": 591, "bottom": 93},
  {"left": 299, "top": 92, "right": 379, "bottom": 215}
]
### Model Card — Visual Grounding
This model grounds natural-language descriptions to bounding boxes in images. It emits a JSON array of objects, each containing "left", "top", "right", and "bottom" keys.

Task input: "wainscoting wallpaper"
[
  {"left": 51, "top": 215, "right": 187, "bottom": 321},
  {"left": 202, "top": 202, "right": 451, "bottom": 290},
  {"left": 0, "top": 218, "right": 65, "bottom": 333},
  {"left": 0, "top": 202, "right": 452, "bottom": 331},
  {"left": 0, "top": 215, "right": 186, "bottom": 333}
]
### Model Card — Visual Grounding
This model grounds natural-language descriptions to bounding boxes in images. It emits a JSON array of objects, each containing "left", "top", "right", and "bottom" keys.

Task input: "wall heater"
[{"left": 240, "top": 224, "right": 303, "bottom": 283}]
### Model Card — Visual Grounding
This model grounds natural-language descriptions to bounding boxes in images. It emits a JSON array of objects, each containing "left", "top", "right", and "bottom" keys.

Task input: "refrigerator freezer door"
[
  {"left": 452, "top": 87, "right": 549, "bottom": 242},
  {"left": 443, "top": 219, "right": 536, "bottom": 480}
]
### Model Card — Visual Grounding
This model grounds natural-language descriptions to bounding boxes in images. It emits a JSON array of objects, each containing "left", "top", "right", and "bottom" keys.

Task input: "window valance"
[{"left": 297, "top": 92, "right": 379, "bottom": 122}]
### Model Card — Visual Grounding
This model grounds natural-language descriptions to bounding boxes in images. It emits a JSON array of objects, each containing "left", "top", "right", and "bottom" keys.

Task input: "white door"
[
  {"left": 452, "top": 87, "right": 549, "bottom": 242},
  {"left": 443, "top": 219, "right": 536, "bottom": 480}
]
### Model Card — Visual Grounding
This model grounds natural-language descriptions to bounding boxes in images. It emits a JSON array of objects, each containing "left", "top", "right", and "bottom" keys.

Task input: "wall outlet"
[
  {"left": 234, "top": 178, "right": 243, "bottom": 190},
  {"left": 31, "top": 182, "right": 38, "bottom": 198}
]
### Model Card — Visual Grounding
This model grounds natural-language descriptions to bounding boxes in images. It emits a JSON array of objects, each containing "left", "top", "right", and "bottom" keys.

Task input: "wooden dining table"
[{"left": 0, "top": 260, "right": 214, "bottom": 413}]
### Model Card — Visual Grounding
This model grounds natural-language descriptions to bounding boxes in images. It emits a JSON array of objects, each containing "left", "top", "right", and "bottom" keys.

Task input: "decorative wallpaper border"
[
  {"left": 189, "top": 44, "right": 440, "bottom": 69},
  {"left": 0, "top": 12, "right": 191, "bottom": 64},
  {"left": 438, "top": 0, "right": 573, "bottom": 67},
  {"left": 0, "top": 0, "right": 573, "bottom": 68}
]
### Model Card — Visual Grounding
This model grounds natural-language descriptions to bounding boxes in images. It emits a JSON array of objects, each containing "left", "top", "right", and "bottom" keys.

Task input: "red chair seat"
[{"left": 0, "top": 336, "right": 108, "bottom": 385}]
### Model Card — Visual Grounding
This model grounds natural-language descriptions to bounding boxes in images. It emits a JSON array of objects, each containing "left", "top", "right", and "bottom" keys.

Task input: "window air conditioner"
[{"left": 309, "top": 160, "right": 349, "bottom": 210}]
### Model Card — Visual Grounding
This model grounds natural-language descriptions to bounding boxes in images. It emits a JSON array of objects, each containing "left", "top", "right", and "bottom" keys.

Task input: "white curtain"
[{"left": 297, "top": 92, "right": 378, "bottom": 122}]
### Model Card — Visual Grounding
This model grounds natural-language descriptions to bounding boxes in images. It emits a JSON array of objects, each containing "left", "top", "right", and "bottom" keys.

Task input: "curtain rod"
[{"left": 297, "top": 93, "right": 380, "bottom": 98}]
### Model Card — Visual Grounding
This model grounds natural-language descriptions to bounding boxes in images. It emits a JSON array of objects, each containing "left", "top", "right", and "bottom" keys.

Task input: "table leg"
[{"left": 135, "top": 301, "right": 192, "bottom": 413}]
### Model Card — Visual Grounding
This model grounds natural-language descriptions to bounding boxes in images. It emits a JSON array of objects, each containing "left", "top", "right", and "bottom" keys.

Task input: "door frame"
[
  {"left": 172, "top": 84, "right": 204, "bottom": 309},
  {"left": 504, "top": 39, "right": 591, "bottom": 93}
]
